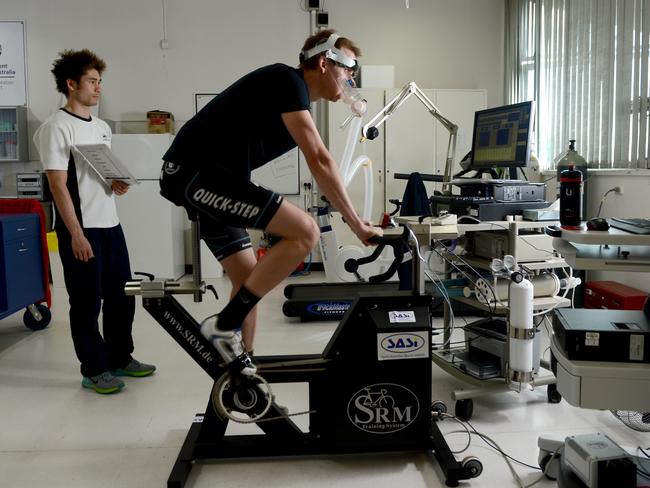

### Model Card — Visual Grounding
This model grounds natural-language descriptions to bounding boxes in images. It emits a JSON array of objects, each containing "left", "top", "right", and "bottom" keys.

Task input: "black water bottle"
[{"left": 560, "top": 164, "right": 583, "bottom": 229}]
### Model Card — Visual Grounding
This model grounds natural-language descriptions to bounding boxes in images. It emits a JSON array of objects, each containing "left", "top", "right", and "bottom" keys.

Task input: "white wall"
[{"left": 0, "top": 0, "right": 504, "bottom": 194}]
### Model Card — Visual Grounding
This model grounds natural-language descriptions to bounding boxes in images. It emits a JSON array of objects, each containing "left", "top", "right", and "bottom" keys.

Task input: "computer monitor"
[{"left": 469, "top": 101, "right": 535, "bottom": 172}]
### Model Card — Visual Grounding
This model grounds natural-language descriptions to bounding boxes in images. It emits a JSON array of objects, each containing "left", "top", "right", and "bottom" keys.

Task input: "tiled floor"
[{"left": 1, "top": 268, "right": 648, "bottom": 488}]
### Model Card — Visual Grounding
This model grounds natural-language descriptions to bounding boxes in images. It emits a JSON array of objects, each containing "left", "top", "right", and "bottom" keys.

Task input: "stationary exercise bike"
[{"left": 125, "top": 218, "right": 483, "bottom": 488}]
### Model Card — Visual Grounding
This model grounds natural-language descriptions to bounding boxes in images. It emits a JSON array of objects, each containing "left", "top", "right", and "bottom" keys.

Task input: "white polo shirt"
[{"left": 33, "top": 109, "right": 119, "bottom": 228}]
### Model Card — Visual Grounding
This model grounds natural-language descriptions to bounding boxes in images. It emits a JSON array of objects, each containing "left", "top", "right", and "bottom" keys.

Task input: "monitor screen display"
[{"left": 470, "top": 101, "right": 535, "bottom": 170}]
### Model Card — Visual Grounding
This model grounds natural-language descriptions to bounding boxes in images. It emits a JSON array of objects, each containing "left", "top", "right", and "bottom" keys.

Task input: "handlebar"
[
  {"left": 344, "top": 226, "right": 411, "bottom": 283},
  {"left": 388, "top": 199, "right": 402, "bottom": 216}
]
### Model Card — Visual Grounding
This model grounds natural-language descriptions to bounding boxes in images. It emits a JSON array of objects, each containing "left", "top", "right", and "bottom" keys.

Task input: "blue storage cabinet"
[{"left": 0, "top": 213, "right": 51, "bottom": 329}]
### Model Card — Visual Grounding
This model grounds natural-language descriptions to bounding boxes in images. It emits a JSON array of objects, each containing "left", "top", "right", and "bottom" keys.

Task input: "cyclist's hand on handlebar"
[{"left": 354, "top": 221, "right": 382, "bottom": 246}]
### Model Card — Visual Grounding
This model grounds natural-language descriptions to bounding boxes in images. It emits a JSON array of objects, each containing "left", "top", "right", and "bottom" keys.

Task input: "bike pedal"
[{"left": 228, "top": 353, "right": 257, "bottom": 376}]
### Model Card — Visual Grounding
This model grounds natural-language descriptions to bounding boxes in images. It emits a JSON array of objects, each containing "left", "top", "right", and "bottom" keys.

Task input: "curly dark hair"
[
  {"left": 299, "top": 29, "right": 361, "bottom": 70},
  {"left": 51, "top": 49, "right": 106, "bottom": 96}
]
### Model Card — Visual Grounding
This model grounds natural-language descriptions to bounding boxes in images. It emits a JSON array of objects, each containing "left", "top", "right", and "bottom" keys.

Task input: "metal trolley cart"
[{"left": 400, "top": 217, "right": 572, "bottom": 421}]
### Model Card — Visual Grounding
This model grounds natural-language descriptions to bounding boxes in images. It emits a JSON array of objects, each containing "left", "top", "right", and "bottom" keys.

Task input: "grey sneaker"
[
  {"left": 200, "top": 315, "right": 257, "bottom": 376},
  {"left": 82, "top": 372, "right": 125, "bottom": 394},
  {"left": 111, "top": 359, "right": 156, "bottom": 377}
]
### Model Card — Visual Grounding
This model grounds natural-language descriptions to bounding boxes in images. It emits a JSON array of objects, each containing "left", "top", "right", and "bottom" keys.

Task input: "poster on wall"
[{"left": 0, "top": 21, "right": 27, "bottom": 106}]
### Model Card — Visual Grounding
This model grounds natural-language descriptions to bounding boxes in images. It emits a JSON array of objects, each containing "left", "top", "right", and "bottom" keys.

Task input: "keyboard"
[{"left": 609, "top": 217, "right": 650, "bottom": 235}]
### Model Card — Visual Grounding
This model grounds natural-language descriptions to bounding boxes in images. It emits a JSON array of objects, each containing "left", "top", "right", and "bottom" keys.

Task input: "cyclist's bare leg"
[{"left": 218, "top": 248, "right": 258, "bottom": 352}]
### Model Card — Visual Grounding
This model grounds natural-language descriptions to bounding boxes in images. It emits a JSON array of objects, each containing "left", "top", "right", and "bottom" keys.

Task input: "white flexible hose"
[
  {"left": 343, "top": 155, "right": 374, "bottom": 221},
  {"left": 340, "top": 115, "right": 363, "bottom": 182}
]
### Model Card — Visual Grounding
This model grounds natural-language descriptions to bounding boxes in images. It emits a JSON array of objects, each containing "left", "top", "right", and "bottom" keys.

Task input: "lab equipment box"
[
  {"left": 16, "top": 172, "right": 51, "bottom": 200},
  {"left": 584, "top": 280, "right": 648, "bottom": 310},
  {"left": 553, "top": 308, "right": 650, "bottom": 363}
]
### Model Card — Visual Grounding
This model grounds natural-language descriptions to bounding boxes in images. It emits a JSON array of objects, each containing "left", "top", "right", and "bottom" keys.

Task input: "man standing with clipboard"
[{"left": 33, "top": 49, "right": 155, "bottom": 394}]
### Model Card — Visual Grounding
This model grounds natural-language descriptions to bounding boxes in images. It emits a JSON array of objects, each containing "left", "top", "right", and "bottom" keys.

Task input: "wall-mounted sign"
[{"left": 0, "top": 21, "right": 27, "bottom": 106}]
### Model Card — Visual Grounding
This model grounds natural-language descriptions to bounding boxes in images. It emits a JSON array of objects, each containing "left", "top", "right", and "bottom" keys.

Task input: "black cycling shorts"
[{"left": 159, "top": 161, "right": 283, "bottom": 261}]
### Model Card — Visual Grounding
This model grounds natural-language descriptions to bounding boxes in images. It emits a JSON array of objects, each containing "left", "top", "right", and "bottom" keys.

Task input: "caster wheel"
[
  {"left": 431, "top": 400, "right": 448, "bottom": 417},
  {"left": 462, "top": 456, "right": 483, "bottom": 478},
  {"left": 539, "top": 453, "right": 558, "bottom": 480},
  {"left": 547, "top": 383, "right": 562, "bottom": 404},
  {"left": 455, "top": 399, "right": 473, "bottom": 421},
  {"left": 539, "top": 453, "right": 549, "bottom": 471},
  {"left": 23, "top": 304, "right": 51, "bottom": 331}
]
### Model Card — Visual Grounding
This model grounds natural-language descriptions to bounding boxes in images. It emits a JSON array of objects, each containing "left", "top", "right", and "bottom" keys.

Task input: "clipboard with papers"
[{"left": 72, "top": 144, "right": 140, "bottom": 186}]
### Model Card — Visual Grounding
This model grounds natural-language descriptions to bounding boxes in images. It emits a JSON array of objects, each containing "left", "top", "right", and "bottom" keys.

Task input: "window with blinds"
[{"left": 506, "top": 0, "right": 649, "bottom": 170}]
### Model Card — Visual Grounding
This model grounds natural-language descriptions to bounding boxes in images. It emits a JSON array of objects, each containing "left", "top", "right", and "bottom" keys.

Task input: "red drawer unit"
[{"left": 584, "top": 281, "right": 648, "bottom": 310}]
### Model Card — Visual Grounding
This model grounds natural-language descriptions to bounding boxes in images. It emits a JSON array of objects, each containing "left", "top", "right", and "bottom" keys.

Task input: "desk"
[
  {"left": 551, "top": 334, "right": 650, "bottom": 410},
  {"left": 551, "top": 227, "right": 650, "bottom": 271},
  {"left": 550, "top": 224, "right": 650, "bottom": 411}
]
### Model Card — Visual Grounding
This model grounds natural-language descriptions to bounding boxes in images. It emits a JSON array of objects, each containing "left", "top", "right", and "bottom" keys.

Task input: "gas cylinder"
[
  {"left": 508, "top": 272, "right": 534, "bottom": 386},
  {"left": 555, "top": 139, "right": 588, "bottom": 209}
]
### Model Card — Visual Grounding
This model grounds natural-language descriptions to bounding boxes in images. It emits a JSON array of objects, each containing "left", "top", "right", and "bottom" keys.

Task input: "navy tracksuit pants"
[{"left": 56, "top": 224, "right": 135, "bottom": 378}]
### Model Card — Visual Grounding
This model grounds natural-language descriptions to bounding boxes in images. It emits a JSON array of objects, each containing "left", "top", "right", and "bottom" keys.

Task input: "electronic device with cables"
[
  {"left": 563, "top": 433, "right": 636, "bottom": 488},
  {"left": 553, "top": 308, "right": 650, "bottom": 363},
  {"left": 430, "top": 195, "right": 549, "bottom": 220},
  {"left": 467, "top": 230, "right": 556, "bottom": 263},
  {"left": 457, "top": 179, "right": 546, "bottom": 201},
  {"left": 16, "top": 172, "right": 50, "bottom": 200}
]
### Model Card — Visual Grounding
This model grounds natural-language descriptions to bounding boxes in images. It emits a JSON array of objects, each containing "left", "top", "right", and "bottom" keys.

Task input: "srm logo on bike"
[{"left": 347, "top": 383, "right": 419, "bottom": 434}]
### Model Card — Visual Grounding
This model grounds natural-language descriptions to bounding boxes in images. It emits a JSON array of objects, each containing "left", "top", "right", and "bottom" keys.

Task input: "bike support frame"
[{"left": 134, "top": 287, "right": 476, "bottom": 488}]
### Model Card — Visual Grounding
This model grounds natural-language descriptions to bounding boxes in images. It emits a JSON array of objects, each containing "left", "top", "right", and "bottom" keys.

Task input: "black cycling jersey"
[
  {"left": 163, "top": 63, "right": 310, "bottom": 178},
  {"left": 159, "top": 64, "right": 308, "bottom": 261}
]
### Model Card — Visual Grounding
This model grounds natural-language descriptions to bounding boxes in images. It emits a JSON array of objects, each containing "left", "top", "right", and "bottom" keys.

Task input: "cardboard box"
[
  {"left": 146, "top": 110, "right": 174, "bottom": 134},
  {"left": 584, "top": 281, "right": 648, "bottom": 310}
]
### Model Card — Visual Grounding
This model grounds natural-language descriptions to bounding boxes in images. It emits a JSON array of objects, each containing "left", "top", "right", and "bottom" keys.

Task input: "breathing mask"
[{"left": 339, "top": 78, "right": 367, "bottom": 117}]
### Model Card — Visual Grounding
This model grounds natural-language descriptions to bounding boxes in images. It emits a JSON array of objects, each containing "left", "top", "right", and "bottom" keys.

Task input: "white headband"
[{"left": 299, "top": 33, "right": 358, "bottom": 71}]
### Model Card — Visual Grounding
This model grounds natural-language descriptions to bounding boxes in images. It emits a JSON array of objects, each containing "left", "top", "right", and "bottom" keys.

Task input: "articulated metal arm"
[{"left": 361, "top": 81, "right": 458, "bottom": 194}]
